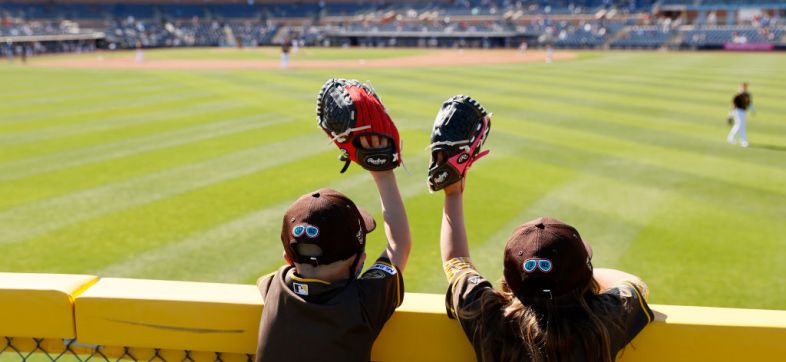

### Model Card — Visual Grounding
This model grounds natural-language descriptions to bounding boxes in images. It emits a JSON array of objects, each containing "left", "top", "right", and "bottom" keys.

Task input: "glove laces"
[
  {"left": 327, "top": 125, "right": 371, "bottom": 144},
  {"left": 426, "top": 139, "right": 471, "bottom": 152}
]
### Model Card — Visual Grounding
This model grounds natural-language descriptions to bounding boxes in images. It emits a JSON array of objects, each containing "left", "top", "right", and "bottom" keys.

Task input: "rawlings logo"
[
  {"left": 434, "top": 171, "right": 449, "bottom": 184},
  {"left": 365, "top": 156, "right": 388, "bottom": 166},
  {"left": 457, "top": 153, "right": 470, "bottom": 164}
]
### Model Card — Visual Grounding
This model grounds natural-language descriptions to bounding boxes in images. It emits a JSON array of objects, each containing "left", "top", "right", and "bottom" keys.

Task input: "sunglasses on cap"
[
  {"left": 292, "top": 225, "right": 319, "bottom": 238},
  {"left": 523, "top": 258, "right": 553, "bottom": 273}
]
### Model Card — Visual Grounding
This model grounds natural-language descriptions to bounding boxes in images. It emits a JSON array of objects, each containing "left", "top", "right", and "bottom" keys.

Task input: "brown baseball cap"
[
  {"left": 281, "top": 188, "right": 376, "bottom": 266},
  {"left": 503, "top": 217, "right": 593, "bottom": 301}
]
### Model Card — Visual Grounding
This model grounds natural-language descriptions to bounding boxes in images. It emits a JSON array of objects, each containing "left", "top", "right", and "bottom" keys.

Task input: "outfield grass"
[{"left": 1, "top": 49, "right": 784, "bottom": 309}]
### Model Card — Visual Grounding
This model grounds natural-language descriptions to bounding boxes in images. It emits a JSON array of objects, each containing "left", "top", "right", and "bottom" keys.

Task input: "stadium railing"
[{"left": 1, "top": 272, "right": 785, "bottom": 362}]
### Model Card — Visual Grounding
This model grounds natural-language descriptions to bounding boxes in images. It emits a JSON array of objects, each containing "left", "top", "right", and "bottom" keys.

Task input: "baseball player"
[
  {"left": 255, "top": 79, "right": 410, "bottom": 362},
  {"left": 429, "top": 96, "right": 653, "bottom": 361},
  {"left": 727, "top": 82, "right": 753, "bottom": 147},
  {"left": 134, "top": 41, "right": 144, "bottom": 63},
  {"left": 280, "top": 39, "right": 291, "bottom": 69}
]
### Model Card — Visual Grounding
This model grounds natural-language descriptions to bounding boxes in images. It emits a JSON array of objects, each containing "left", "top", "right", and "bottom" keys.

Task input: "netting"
[{"left": 0, "top": 338, "right": 253, "bottom": 362}]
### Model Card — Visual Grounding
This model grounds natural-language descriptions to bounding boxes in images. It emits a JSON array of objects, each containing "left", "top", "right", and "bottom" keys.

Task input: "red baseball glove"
[{"left": 316, "top": 79, "right": 402, "bottom": 173}]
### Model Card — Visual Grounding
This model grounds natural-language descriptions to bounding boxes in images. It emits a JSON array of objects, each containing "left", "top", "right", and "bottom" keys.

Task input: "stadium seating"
[
  {"left": 612, "top": 25, "right": 677, "bottom": 48},
  {"left": 682, "top": 25, "right": 778, "bottom": 46},
  {"left": 553, "top": 21, "right": 626, "bottom": 48},
  {"left": 1, "top": 0, "right": 785, "bottom": 51}
]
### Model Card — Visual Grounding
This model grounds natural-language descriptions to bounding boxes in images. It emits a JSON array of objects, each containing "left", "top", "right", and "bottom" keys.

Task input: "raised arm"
[
  {"left": 441, "top": 180, "right": 470, "bottom": 262},
  {"left": 371, "top": 170, "right": 412, "bottom": 272},
  {"left": 360, "top": 133, "right": 411, "bottom": 272},
  {"left": 594, "top": 267, "right": 650, "bottom": 300}
]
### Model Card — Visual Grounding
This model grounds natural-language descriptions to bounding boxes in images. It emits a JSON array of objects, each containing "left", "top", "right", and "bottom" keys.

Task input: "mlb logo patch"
[
  {"left": 368, "top": 263, "right": 397, "bottom": 276},
  {"left": 292, "top": 282, "right": 309, "bottom": 296}
]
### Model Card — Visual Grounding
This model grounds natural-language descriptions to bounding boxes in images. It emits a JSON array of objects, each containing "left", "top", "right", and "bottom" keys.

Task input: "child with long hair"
[{"left": 433, "top": 99, "right": 653, "bottom": 362}]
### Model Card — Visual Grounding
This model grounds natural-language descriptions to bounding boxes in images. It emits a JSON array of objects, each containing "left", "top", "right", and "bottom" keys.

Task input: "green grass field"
[{"left": 1, "top": 49, "right": 784, "bottom": 310}]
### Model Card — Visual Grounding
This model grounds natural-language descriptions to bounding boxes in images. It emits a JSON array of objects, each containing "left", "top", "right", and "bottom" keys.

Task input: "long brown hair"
[{"left": 459, "top": 279, "right": 624, "bottom": 362}]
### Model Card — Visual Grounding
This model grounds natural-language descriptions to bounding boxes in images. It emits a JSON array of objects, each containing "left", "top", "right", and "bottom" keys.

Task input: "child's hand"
[
  {"left": 436, "top": 152, "right": 465, "bottom": 195},
  {"left": 359, "top": 135, "right": 389, "bottom": 150}
]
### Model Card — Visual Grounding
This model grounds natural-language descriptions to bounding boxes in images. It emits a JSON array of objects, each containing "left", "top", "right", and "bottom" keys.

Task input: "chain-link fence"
[{"left": 0, "top": 338, "right": 253, "bottom": 362}]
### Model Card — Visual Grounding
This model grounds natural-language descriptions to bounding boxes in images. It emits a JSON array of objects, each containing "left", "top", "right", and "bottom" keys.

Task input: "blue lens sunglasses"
[
  {"left": 523, "top": 258, "right": 553, "bottom": 273},
  {"left": 292, "top": 225, "right": 320, "bottom": 238}
]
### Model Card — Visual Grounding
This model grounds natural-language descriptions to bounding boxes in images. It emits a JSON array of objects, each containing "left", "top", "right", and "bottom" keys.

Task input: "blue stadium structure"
[{"left": 1, "top": 0, "right": 785, "bottom": 55}]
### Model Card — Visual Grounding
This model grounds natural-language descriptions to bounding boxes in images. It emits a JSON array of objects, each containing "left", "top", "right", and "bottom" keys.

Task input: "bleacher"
[
  {"left": 682, "top": 25, "right": 779, "bottom": 46},
  {"left": 1, "top": 0, "right": 785, "bottom": 50},
  {"left": 612, "top": 25, "right": 677, "bottom": 47},
  {"left": 553, "top": 21, "right": 626, "bottom": 48}
]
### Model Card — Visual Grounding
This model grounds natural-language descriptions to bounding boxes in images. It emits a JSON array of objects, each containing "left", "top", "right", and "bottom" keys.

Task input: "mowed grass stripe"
[
  {"left": 0, "top": 133, "right": 328, "bottom": 245},
  {"left": 0, "top": 113, "right": 292, "bottom": 181},
  {"left": 0, "top": 110, "right": 316, "bottom": 210},
  {"left": 327, "top": 65, "right": 786, "bottom": 167},
  {"left": 465, "top": 155, "right": 674, "bottom": 278},
  {"left": 1, "top": 50, "right": 784, "bottom": 309},
  {"left": 94, "top": 171, "right": 377, "bottom": 280},
  {"left": 0, "top": 99, "right": 245, "bottom": 148},
  {"left": 388, "top": 62, "right": 786, "bottom": 134},
  {"left": 0, "top": 80, "right": 214, "bottom": 126},
  {"left": 0, "top": 68, "right": 158, "bottom": 97},
  {"left": 96, "top": 151, "right": 430, "bottom": 283},
  {"left": 0, "top": 151, "right": 336, "bottom": 273},
  {"left": 500, "top": 119, "right": 786, "bottom": 198},
  {"left": 2, "top": 78, "right": 185, "bottom": 108},
  {"left": 620, "top": 199, "right": 786, "bottom": 309},
  {"left": 0, "top": 91, "right": 219, "bottom": 133},
  {"left": 424, "top": 55, "right": 786, "bottom": 119},
  {"left": 152, "top": 70, "right": 320, "bottom": 107},
  {"left": 498, "top": 132, "right": 786, "bottom": 221}
]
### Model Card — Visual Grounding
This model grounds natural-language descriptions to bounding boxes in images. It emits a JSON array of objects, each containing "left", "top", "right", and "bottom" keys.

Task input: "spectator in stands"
[
  {"left": 727, "top": 82, "right": 753, "bottom": 148},
  {"left": 4, "top": 41, "right": 13, "bottom": 63},
  {"left": 438, "top": 175, "right": 653, "bottom": 361}
]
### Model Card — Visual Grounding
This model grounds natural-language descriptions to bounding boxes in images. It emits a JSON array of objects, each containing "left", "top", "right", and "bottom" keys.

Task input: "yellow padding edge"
[
  {"left": 0, "top": 273, "right": 98, "bottom": 338},
  {"left": 74, "top": 278, "right": 262, "bottom": 354},
  {"left": 0, "top": 274, "right": 781, "bottom": 361},
  {"left": 372, "top": 293, "right": 475, "bottom": 361},
  {"left": 618, "top": 305, "right": 786, "bottom": 362}
]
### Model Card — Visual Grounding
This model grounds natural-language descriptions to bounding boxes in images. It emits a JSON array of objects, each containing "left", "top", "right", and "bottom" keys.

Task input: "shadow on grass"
[{"left": 750, "top": 143, "right": 786, "bottom": 152}]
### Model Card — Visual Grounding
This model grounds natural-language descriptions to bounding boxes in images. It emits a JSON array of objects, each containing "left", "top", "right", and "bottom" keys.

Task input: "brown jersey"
[
  {"left": 444, "top": 258, "right": 653, "bottom": 362},
  {"left": 255, "top": 257, "right": 403, "bottom": 362},
  {"left": 733, "top": 92, "right": 751, "bottom": 110}
]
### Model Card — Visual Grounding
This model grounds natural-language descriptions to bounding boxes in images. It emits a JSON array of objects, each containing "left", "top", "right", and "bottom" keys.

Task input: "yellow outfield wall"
[{"left": 1, "top": 273, "right": 785, "bottom": 362}]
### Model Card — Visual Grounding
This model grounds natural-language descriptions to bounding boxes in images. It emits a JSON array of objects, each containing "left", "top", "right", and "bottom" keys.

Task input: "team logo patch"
[
  {"left": 368, "top": 263, "right": 397, "bottom": 276},
  {"left": 468, "top": 275, "right": 482, "bottom": 284},
  {"left": 292, "top": 282, "right": 309, "bottom": 296},
  {"left": 457, "top": 153, "right": 470, "bottom": 164},
  {"left": 361, "top": 269, "right": 387, "bottom": 280}
]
